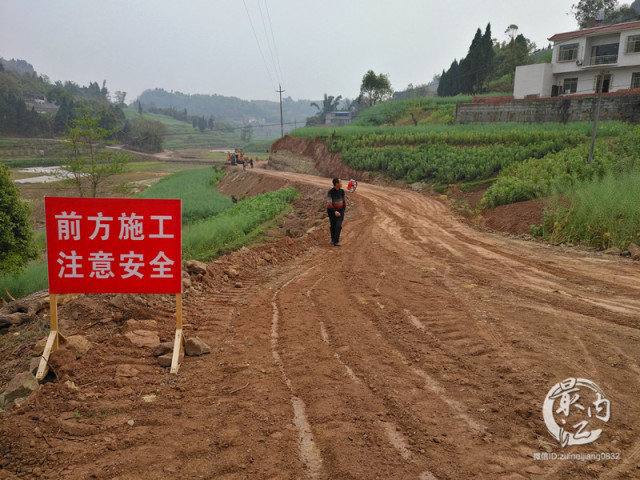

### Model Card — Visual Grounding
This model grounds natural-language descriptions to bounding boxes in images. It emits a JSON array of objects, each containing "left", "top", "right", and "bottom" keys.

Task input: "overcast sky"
[{"left": 1, "top": 0, "right": 579, "bottom": 103}]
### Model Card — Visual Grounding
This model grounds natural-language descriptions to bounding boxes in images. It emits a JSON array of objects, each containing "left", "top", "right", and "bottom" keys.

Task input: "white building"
[
  {"left": 325, "top": 111, "right": 353, "bottom": 126},
  {"left": 514, "top": 20, "right": 640, "bottom": 99}
]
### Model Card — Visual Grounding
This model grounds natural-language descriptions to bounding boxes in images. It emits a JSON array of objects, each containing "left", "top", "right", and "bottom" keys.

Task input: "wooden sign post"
[{"left": 39, "top": 197, "right": 184, "bottom": 381}]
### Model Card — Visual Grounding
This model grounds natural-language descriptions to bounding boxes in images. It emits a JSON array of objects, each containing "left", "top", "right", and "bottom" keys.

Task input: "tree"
[
  {"left": 61, "top": 113, "right": 132, "bottom": 197},
  {"left": 495, "top": 25, "right": 535, "bottom": 82},
  {"left": 437, "top": 60, "right": 461, "bottom": 96},
  {"left": 197, "top": 116, "right": 206, "bottom": 132},
  {"left": 459, "top": 28, "right": 484, "bottom": 93},
  {"left": 114, "top": 91, "right": 127, "bottom": 107},
  {"left": 0, "top": 165, "right": 39, "bottom": 274},
  {"left": 138, "top": 101, "right": 143, "bottom": 115},
  {"left": 571, "top": 0, "right": 619, "bottom": 27},
  {"left": 480, "top": 24, "right": 496, "bottom": 86},
  {"left": 307, "top": 93, "right": 343, "bottom": 125},
  {"left": 126, "top": 117, "right": 167, "bottom": 153},
  {"left": 610, "top": 2, "right": 640, "bottom": 22},
  {"left": 358, "top": 70, "right": 393, "bottom": 107}
]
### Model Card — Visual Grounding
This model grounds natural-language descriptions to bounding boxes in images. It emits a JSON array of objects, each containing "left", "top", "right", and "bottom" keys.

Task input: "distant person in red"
[
  {"left": 327, "top": 177, "right": 346, "bottom": 246},
  {"left": 347, "top": 178, "right": 358, "bottom": 193}
]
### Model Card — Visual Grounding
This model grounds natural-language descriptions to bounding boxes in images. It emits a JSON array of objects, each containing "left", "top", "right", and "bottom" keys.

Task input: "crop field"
[{"left": 0, "top": 138, "right": 67, "bottom": 168}]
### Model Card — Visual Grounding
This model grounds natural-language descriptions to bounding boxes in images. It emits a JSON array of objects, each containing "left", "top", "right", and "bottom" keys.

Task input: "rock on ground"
[
  {"left": 184, "top": 337, "right": 211, "bottom": 356},
  {"left": 65, "top": 335, "right": 92, "bottom": 359},
  {"left": 0, "top": 372, "right": 38, "bottom": 409},
  {"left": 185, "top": 260, "right": 208, "bottom": 275},
  {"left": 124, "top": 330, "right": 160, "bottom": 348}
]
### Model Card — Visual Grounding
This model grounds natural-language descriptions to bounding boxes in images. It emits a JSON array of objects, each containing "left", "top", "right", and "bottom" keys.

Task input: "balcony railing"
[{"left": 590, "top": 54, "right": 618, "bottom": 65}]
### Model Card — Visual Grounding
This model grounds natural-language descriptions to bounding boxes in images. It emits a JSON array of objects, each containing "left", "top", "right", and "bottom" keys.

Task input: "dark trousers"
[{"left": 328, "top": 212, "right": 344, "bottom": 244}]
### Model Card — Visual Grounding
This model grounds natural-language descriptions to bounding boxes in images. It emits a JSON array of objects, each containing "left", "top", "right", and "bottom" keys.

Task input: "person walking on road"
[{"left": 327, "top": 177, "right": 346, "bottom": 246}]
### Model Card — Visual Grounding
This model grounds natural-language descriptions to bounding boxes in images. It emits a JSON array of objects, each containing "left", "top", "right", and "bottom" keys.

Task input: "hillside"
[{"left": 136, "top": 88, "right": 317, "bottom": 130}]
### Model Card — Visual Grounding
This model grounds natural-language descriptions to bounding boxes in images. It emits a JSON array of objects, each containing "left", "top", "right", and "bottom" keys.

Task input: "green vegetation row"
[
  {"left": 478, "top": 125, "right": 640, "bottom": 249},
  {"left": 136, "top": 166, "right": 298, "bottom": 261},
  {"left": 340, "top": 141, "right": 571, "bottom": 184},
  {"left": 182, "top": 188, "right": 298, "bottom": 262},
  {"left": 326, "top": 129, "right": 585, "bottom": 151},
  {"left": 135, "top": 166, "right": 299, "bottom": 261},
  {"left": 290, "top": 121, "right": 627, "bottom": 142}
]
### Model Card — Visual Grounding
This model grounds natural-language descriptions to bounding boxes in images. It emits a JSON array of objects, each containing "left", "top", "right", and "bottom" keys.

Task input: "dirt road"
[{"left": 2, "top": 168, "right": 639, "bottom": 479}]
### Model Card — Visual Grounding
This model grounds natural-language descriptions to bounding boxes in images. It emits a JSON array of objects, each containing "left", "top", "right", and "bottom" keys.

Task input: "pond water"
[{"left": 13, "top": 166, "right": 75, "bottom": 184}]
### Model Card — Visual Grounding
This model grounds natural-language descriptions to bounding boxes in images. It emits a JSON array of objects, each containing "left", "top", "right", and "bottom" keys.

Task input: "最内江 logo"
[{"left": 543, "top": 377, "right": 611, "bottom": 448}]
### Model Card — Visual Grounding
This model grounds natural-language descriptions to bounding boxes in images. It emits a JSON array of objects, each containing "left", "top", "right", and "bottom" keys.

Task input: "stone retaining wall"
[{"left": 456, "top": 93, "right": 640, "bottom": 124}]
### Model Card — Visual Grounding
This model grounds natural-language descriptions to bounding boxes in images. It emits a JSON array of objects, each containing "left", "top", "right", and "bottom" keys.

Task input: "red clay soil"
[
  {"left": 446, "top": 185, "right": 545, "bottom": 236},
  {"left": 1, "top": 168, "right": 639, "bottom": 480},
  {"left": 481, "top": 198, "right": 546, "bottom": 236},
  {"left": 270, "top": 136, "right": 373, "bottom": 182}
]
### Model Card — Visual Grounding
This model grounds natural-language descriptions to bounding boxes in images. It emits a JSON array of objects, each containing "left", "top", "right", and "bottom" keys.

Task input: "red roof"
[{"left": 548, "top": 20, "right": 640, "bottom": 42}]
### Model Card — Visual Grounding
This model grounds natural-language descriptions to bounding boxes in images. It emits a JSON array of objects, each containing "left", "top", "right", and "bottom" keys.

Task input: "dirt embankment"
[{"left": 269, "top": 135, "right": 372, "bottom": 182}]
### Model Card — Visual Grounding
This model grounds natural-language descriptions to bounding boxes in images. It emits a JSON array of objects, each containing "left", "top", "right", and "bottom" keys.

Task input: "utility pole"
[
  {"left": 277, "top": 84, "right": 285, "bottom": 137},
  {"left": 588, "top": 70, "right": 605, "bottom": 164}
]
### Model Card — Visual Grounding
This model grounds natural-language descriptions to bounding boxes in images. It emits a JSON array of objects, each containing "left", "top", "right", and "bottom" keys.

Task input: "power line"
[
  {"left": 242, "top": 0, "right": 277, "bottom": 91},
  {"left": 128, "top": 120, "right": 302, "bottom": 139},
  {"left": 257, "top": 0, "right": 281, "bottom": 87},
  {"left": 263, "top": 0, "right": 285, "bottom": 87}
]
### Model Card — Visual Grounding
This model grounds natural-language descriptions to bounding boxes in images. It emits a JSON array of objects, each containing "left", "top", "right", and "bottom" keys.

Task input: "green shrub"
[
  {"left": 480, "top": 142, "right": 618, "bottom": 209},
  {"left": 0, "top": 164, "right": 39, "bottom": 274}
]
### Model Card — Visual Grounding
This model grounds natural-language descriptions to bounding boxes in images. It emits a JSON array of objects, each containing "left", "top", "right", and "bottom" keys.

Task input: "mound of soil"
[
  {"left": 481, "top": 198, "right": 546, "bottom": 235},
  {"left": 446, "top": 185, "right": 545, "bottom": 236}
]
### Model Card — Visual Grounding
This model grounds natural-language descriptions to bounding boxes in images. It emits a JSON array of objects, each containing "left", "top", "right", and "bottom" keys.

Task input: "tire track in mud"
[
  {"left": 362, "top": 186, "right": 640, "bottom": 393},
  {"left": 390, "top": 189, "right": 640, "bottom": 327},
  {"left": 300, "top": 271, "right": 442, "bottom": 480},
  {"left": 337, "top": 183, "right": 635, "bottom": 478},
  {"left": 270, "top": 270, "right": 324, "bottom": 479}
]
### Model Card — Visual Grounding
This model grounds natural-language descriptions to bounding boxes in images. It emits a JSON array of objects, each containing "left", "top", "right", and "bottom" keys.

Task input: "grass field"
[{"left": 136, "top": 167, "right": 233, "bottom": 224}]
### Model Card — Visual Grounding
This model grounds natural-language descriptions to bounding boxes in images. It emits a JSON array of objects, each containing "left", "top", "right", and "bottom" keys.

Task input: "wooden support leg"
[
  {"left": 36, "top": 331, "right": 58, "bottom": 381},
  {"left": 170, "top": 329, "right": 184, "bottom": 374},
  {"left": 36, "top": 294, "right": 60, "bottom": 381},
  {"left": 170, "top": 294, "right": 184, "bottom": 374}
]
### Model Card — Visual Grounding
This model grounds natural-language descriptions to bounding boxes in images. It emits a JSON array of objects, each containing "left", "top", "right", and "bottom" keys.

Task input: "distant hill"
[
  {"left": 135, "top": 88, "right": 317, "bottom": 128},
  {"left": 0, "top": 55, "right": 318, "bottom": 133}
]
